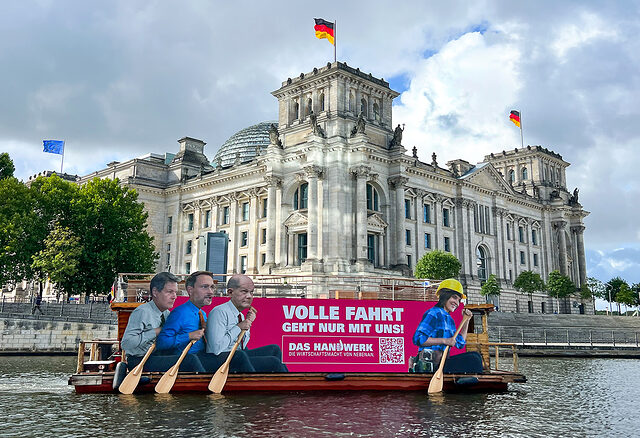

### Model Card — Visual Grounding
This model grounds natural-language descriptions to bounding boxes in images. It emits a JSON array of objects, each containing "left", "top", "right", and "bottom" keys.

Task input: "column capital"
[
  {"left": 304, "top": 165, "right": 324, "bottom": 179},
  {"left": 264, "top": 175, "right": 283, "bottom": 188},
  {"left": 350, "top": 165, "right": 371, "bottom": 179},
  {"left": 414, "top": 188, "right": 427, "bottom": 199},
  {"left": 493, "top": 207, "right": 508, "bottom": 217},
  {"left": 570, "top": 225, "right": 586, "bottom": 234},
  {"left": 387, "top": 176, "right": 409, "bottom": 189},
  {"left": 553, "top": 220, "right": 567, "bottom": 230}
]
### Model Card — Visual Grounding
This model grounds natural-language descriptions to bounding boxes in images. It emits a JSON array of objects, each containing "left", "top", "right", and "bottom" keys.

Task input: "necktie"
[
  {"left": 238, "top": 314, "right": 243, "bottom": 349},
  {"left": 160, "top": 313, "right": 165, "bottom": 326}
]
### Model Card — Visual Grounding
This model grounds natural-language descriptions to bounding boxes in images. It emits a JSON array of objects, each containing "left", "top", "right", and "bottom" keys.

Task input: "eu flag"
[{"left": 43, "top": 140, "right": 64, "bottom": 155}]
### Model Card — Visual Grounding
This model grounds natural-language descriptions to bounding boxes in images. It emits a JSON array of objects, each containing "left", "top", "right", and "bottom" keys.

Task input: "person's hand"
[
  {"left": 188, "top": 329, "right": 205, "bottom": 341},
  {"left": 463, "top": 309, "right": 473, "bottom": 317},
  {"left": 246, "top": 308, "right": 257, "bottom": 323},
  {"left": 238, "top": 318, "right": 252, "bottom": 330},
  {"left": 442, "top": 337, "right": 457, "bottom": 347}
]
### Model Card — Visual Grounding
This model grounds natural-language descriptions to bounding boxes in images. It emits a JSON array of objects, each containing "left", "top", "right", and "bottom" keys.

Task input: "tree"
[
  {"left": 513, "top": 270, "right": 545, "bottom": 308},
  {"left": 480, "top": 274, "right": 501, "bottom": 297},
  {"left": 615, "top": 283, "right": 637, "bottom": 314},
  {"left": 31, "top": 224, "right": 82, "bottom": 297},
  {"left": 547, "top": 270, "right": 575, "bottom": 313},
  {"left": 0, "top": 153, "right": 15, "bottom": 180},
  {"left": 606, "top": 277, "right": 629, "bottom": 315},
  {"left": 414, "top": 250, "right": 461, "bottom": 280}
]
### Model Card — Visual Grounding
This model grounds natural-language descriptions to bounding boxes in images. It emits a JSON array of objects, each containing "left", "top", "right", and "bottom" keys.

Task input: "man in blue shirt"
[
  {"left": 156, "top": 271, "right": 222, "bottom": 371},
  {"left": 206, "top": 274, "right": 288, "bottom": 372},
  {"left": 412, "top": 278, "right": 482, "bottom": 373}
]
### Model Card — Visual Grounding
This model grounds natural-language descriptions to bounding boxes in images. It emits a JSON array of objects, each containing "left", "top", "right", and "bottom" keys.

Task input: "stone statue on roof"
[
  {"left": 389, "top": 124, "right": 404, "bottom": 148},
  {"left": 350, "top": 112, "right": 366, "bottom": 137},
  {"left": 269, "top": 123, "right": 283, "bottom": 148}
]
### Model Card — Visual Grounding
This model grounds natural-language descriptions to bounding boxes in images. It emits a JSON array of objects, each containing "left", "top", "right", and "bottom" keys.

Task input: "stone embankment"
[
  {"left": 488, "top": 312, "right": 640, "bottom": 357},
  {"left": 0, "top": 302, "right": 117, "bottom": 354}
]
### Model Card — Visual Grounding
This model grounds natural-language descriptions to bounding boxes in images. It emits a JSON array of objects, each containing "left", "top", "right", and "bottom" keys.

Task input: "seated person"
[
  {"left": 206, "top": 274, "right": 288, "bottom": 372},
  {"left": 412, "top": 279, "right": 483, "bottom": 374},
  {"left": 155, "top": 270, "right": 223, "bottom": 372},
  {"left": 121, "top": 272, "right": 204, "bottom": 372}
]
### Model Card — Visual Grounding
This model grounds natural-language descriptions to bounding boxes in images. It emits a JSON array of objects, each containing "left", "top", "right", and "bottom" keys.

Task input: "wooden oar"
[
  {"left": 155, "top": 311, "right": 205, "bottom": 394},
  {"left": 118, "top": 342, "right": 156, "bottom": 394},
  {"left": 427, "top": 313, "right": 473, "bottom": 395},
  {"left": 208, "top": 306, "right": 257, "bottom": 394}
]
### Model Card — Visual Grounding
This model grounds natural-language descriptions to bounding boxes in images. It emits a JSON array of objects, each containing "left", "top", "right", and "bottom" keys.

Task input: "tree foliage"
[
  {"left": 547, "top": 270, "right": 575, "bottom": 300},
  {"left": 414, "top": 250, "right": 461, "bottom": 280},
  {"left": 0, "top": 153, "right": 15, "bottom": 180},
  {"left": 586, "top": 277, "right": 606, "bottom": 300},
  {"left": 480, "top": 274, "right": 501, "bottom": 297},
  {"left": 616, "top": 283, "right": 638, "bottom": 308},
  {"left": 513, "top": 270, "right": 545, "bottom": 297},
  {"left": 0, "top": 175, "right": 158, "bottom": 296}
]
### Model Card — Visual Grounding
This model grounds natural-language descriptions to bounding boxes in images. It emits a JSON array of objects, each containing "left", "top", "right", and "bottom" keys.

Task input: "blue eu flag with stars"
[{"left": 43, "top": 140, "right": 64, "bottom": 155}]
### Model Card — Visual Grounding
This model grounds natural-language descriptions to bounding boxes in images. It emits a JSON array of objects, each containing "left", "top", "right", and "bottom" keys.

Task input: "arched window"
[
  {"left": 320, "top": 93, "right": 325, "bottom": 112},
  {"left": 361, "top": 98, "right": 367, "bottom": 117},
  {"left": 293, "top": 100, "right": 299, "bottom": 120},
  {"left": 293, "top": 183, "right": 308, "bottom": 210},
  {"left": 306, "top": 98, "right": 312, "bottom": 117},
  {"left": 477, "top": 246, "right": 488, "bottom": 282},
  {"left": 366, "top": 183, "right": 379, "bottom": 211},
  {"left": 522, "top": 167, "right": 528, "bottom": 180},
  {"left": 508, "top": 169, "right": 515, "bottom": 184},
  {"left": 349, "top": 92, "right": 355, "bottom": 112},
  {"left": 373, "top": 102, "right": 380, "bottom": 121}
]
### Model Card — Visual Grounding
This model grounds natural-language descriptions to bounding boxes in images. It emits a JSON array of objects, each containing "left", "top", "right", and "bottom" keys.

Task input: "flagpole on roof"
[
  {"left": 60, "top": 142, "right": 65, "bottom": 174},
  {"left": 334, "top": 19, "right": 337, "bottom": 63},
  {"left": 520, "top": 111, "right": 524, "bottom": 149}
]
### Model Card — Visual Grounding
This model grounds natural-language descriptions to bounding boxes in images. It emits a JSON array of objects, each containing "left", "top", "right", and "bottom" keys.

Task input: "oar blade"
[
  {"left": 154, "top": 366, "right": 179, "bottom": 394},
  {"left": 118, "top": 370, "right": 142, "bottom": 394},
  {"left": 427, "top": 371, "right": 444, "bottom": 394},
  {"left": 208, "top": 366, "right": 229, "bottom": 394}
]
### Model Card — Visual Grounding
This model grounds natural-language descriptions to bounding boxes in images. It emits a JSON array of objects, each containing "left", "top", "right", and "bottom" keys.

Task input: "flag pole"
[
  {"left": 60, "top": 141, "right": 65, "bottom": 174},
  {"left": 520, "top": 112, "right": 524, "bottom": 149},
  {"left": 334, "top": 19, "right": 337, "bottom": 63}
]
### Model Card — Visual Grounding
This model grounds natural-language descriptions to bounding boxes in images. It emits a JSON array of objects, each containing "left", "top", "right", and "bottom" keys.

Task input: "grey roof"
[
  {"left": 212, "top": 121, "right": 276, "bottom": 167},
  {"left": 459, "top": 162, "right": 489, "bottom": 179}
]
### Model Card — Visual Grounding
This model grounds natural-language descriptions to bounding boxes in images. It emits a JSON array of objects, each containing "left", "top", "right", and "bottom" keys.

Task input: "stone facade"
[{"left": 76, "top": 62, "right": 590, "bottom": 314}]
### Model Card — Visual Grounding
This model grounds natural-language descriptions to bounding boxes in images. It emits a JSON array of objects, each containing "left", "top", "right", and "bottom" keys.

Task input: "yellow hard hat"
[{"left": 436, "top": 279, "right": 466, "bottom": 299}]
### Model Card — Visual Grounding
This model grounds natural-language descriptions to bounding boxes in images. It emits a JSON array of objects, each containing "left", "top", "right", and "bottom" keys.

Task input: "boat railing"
[{"left": 76, "top": 339, "right": 120, "bottom": 373}]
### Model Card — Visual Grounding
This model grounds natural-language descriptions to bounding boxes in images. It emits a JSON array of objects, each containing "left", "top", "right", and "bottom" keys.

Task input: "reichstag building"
[{"left": 78, "top": 62, "right": 590, "bottom": 314}]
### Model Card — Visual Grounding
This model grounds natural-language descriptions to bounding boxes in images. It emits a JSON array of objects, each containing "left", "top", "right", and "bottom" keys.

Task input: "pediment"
[
  {"left": 284, "top": 211, "right": 308, "bottom": 229},
  {"left": 367, "top": 212, "right": 388, "bottom": 230},
  {"left": 462, "top": 163, "right": 514, "bottom": 194}
]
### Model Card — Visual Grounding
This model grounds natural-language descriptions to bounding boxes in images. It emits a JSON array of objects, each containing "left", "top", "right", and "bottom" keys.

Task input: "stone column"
[
  {"left": 263, "top": 176, "right": 281, "bottom": 271},
  {"left": 434, "top": 195, "right": 444, "bottom": 250},
  {"left": 351, "top": 166, "right": 371, "bottom": 264},
  {"left": 554, "top": 221, "right": 568, "bottom": 275},
  {"left": 247, "top": 189, "right": 259, "bottom": 274},
  {"left": 304, "top": 165, "right": 323, "bottom": 262},
  {"left": 227, "top": 195, "right": 238, "bottom": 273},
  {"left": 572, "top": 225, "right": 587, "bottom": 286},
  {"left": 388, "top": 176, "right": 409, "bottom": 268}
]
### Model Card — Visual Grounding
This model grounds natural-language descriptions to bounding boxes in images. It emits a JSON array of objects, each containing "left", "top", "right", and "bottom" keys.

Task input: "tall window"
[
  {"left": 520, "top": 251, "right": 525, "bottom": 265},
  {"left": 204, "top": 210, "right": 211, "bottom": 228},
  {"left": 405, "top": 229, "right": 411, "bottom": 246},
  {"left": 405, "top": 199, "right": 411, "bottom": 219},
  {"left": 532, "top": 229, "right": 538, "bottom": 245},
  {"left": 187, "top": 213, "right": 194, "bottom": 231},
  {"left": 366, "top": 184, "right": 379, "bottom": 211},
  {"left": 306, "top": 98, "right": 312, "bottom": 117},
  {"left": 361, "top": 98, "right": 367, "bottom": 116},
  {"left": 373, "top": 102, "right": 380, "bottom": 121},
  {"left": 261, "top": 228, "right": 267, "bottom": 244},
  {"left": 507, "top": 223, "right": 511, "bottom": 240},
  {"left": 444, "top": 236, "right": 451, "bottom": 252},
  {"left": 522, "top": 167, "right": 528, "bottom": 180},
  {"left": 167, "top": 216, "right": 173, "bottom": 234},
  {"left": 367, "top": 234, "right": 376, "bottom": 264},
  {"left": 293, "top": 183, "right": 308, "bottom": 210},
  {"left": 349, "top": 92, "right": 355, "bottom": 112},
  {"left": 533, "top": 253, "right": 539, "bottom": 267},
  {"left": 423, "top": 204, "right": 431, "bottom": 223},
  {"left": 320, "top": 93, "right": 325, "bottom": 112},
  {"left": 443, "top": 208, "right": 450, "bottom": 227},
  {"left": 262, "top": 198, "right": 268, "bottom": 218},
  {"left": 242, "top": 202, "right": 249, "bottom": 221},
  {"left": 186, "top": 240, "right": 192, "bottom": 254},
  {"left": 518, "top": 226, "right": 525, "bottom": 243},
  {"left": 240, "top": 231, "right": 248, "bottom": 247},
  {"left": 185, "top": 262, "right": 191, "bottom": 274},
  {"left": 508, "top": 248, "right": 512, "bottom": 262},
  {"left": 407, "top": 254, "right": 412, "bottom": 268},
  {"left": 297, "top": 233, "right": 308, "bottom": 264},
  {"left": 508, "top": 169, "right": 515, "bottom": 184},
  {"left": 424, "top": 233, "right": 431, "bottom": 249},
  {"left": 222, "top": 206, "right": 230, "bottom": 225},
  {"left": 477, "top": 246, "right": 488, "bottom": 282},
  {"left": 293, "top": 100, "right": 299, "bottom": 119},
  {"left": 240, "top": 256, "right": 247, "bottom": 274}
]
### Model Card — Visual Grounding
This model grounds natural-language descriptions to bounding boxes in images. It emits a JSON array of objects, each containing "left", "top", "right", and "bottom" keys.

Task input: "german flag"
[
  {"left": 509, "top": 110, "right": 521, "bottom": 128},
  {"left": 314, "top": 18, "right": 335, "bottom": 45}
]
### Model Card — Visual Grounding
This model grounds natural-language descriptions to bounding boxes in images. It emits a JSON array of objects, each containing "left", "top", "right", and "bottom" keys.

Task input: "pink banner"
[{"left": 173, "top": 296, "right": 465, "bottom": 372}]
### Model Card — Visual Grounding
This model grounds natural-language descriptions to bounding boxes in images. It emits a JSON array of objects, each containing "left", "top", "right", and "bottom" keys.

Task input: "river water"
[{"left": 1, "top": 355, "right": 638, "bottom": 437}]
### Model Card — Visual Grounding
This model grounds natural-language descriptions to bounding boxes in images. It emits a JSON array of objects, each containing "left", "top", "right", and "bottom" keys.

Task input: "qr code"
[{"left": 379, "top": 337, "right": 404, "bottom": 364}]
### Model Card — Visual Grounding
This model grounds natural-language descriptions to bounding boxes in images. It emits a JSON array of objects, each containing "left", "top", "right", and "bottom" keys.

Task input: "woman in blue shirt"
[{"left": 413, "top": 279, "right": 483, "bottom": 373}]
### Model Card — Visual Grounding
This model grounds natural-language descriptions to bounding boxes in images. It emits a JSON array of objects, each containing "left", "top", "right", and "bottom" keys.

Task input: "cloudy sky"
[{"left": 2, "top": 1, "right": 639, "bottom": 298}]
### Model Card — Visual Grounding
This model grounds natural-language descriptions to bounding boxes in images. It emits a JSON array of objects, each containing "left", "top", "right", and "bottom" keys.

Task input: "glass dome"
[{"left": 212, "top": 121, "right": 276, "bottom": 167}]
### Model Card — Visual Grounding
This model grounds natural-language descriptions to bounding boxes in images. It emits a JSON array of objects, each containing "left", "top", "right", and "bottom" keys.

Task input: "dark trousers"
[
  {"left": 208, "top": 344, "right": 288, "bottom": 373},
  {"left": 127, "top": 353, "right": 205, "bottom": 372},
  {"left": 443, "top": 351, "right": 483, "bottom": 374}
]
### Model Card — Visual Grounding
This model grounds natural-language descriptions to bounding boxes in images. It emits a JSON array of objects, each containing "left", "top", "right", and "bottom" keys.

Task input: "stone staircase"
[{"left": 0, "top": 301, "right": 116, "bottom": 325}]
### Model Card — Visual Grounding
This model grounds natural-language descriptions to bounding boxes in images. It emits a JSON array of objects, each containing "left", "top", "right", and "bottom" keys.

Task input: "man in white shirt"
[
  {"left": 121, "top": 272, "right": 204, "bottom": 372},
  {"left": 206, "top": 274, "right": 287, "bottom": 372}
]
